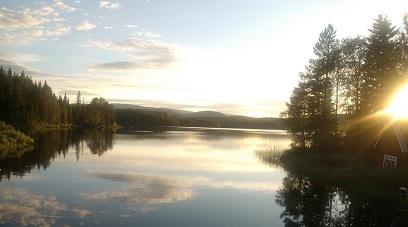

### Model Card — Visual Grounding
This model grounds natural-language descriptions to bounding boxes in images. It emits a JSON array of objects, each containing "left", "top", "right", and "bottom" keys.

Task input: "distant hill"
[
  {"left": 185, "top": 111, "right": 227, "bottom": 118},
  {"left": 112, "top": 103, "right": 192, "bottom": 116},
  {"left": 112, "top": 103, "right": 285, "bottom": 130}
]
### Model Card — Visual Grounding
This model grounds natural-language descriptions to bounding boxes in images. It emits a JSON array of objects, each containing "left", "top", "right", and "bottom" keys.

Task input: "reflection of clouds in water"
[
  {"left": 81, "top": 172, "right": 280, "bottom": 212},
  {"left": 106, "top": 153, "right": 280, "bottom": 173},
  {"left": 89, "top": 172, "right": 281, "bottom": 192},
  {"left": 0, "top": 188, "right": 91, "bottom": 227},
  {"left": 81, "top": 173, "right": 194, "bottom": 212},
  {"left": 106, "top": 131, "right": 291, "bottom": 173},
  {"left": 117, "top": 131, "right": 291, "bottom": 152},
  {"left": 206, "top": 180, "right": 281, "bottom": 192}
]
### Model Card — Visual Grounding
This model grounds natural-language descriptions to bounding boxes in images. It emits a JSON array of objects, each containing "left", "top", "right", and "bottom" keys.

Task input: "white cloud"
[
  {"left": 135, "top": 31, "right": 161, "bottom": 38},
  {"left": 85, "top": 34, "right": 177, "bottom": 71},
  {"left": 100, "top": 0, "right": 121, "bottom": 10},
  {"left": 124, "top": 24, "right": 138, "bottom": 28},
  {"left": 53, "top": 0, "right": 76, "bottom": 12},
  {"left": 0, "top": 6, "right": 71, "bottom": 45},
  {"left": 76, "top": 20, "right": 96, "bottom": 31},
  {"left": 0, "top": 7, "right": 51, "bottom": 29},
  {"left": 1, "top": 25, "right": 71, "bottom": 46},
  {"left": 103, "top": 26, "right": 113, "bottom": 30}
]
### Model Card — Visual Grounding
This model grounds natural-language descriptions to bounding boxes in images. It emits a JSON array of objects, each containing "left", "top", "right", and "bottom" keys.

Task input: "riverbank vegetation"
[
  {"left": 0, "top": 121, "right": 34, "bottom": 158},
  {"left": 0, "top": 68, "right": 115, "bottom": 155}
]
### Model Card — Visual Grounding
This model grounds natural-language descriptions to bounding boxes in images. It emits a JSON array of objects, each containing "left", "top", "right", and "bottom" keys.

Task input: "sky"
[{"left": 1, "top": 0, "right": 407, "bottom": 117}]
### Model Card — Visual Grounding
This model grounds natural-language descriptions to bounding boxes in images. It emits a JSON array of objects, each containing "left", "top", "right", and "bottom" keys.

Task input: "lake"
[{"left": 0, "top": 127, "right": 292, "bottom": 227}]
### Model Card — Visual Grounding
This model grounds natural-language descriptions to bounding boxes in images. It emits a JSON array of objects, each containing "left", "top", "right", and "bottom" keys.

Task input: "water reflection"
[
  {"left": 0, "top": 188, "right": 91, "bottom": 227},
  {"left": 0, "top": 129, "right": 114, "bottom": 180},
  {"left": 3, "top": 128, "right": 408, "bottom": 226},
  {"left": 83, "top": 129, "right": 114, "bottom": 156},
  {"left": 0, "top": 128, "right": 290, "bottom": 227},
  {"left": 255, "top": 152, "right": 408, "bottom": 227},
  {"left": 81, "top": 172, "right": 195, "bottom": 212}
]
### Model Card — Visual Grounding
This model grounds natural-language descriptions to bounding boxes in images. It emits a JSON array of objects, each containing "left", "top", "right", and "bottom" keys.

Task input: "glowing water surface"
[{"left": 0, "top": 127, "right": 291, "bottom": 227}]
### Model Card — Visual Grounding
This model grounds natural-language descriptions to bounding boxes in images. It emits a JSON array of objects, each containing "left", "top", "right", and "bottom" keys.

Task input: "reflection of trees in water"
[
  {"left": 275, "top": 172, "right": 407, "bottom": 226},
  {"left": 85, "top": 130, "right": 114, "bottom": 156},
  {"left": 255, "top": 146, "right": 408, "bottom": 226},
  {"left": 0, "top": 129, "right": 114, "bottom": 180},
  {"left": 276, "top": 174, "right": 332, "bottom": 227}
]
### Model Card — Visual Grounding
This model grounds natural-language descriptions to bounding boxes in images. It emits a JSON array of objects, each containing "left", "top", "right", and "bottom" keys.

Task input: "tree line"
[
  {"left": 115, "top": 108, "right": 284, "bottom": 129},
  {"left": 283, "top": 15, "right": 408, "bottom": 150},
  {"left": 0, "top": 67, "right": 114, "bottom": 129}
]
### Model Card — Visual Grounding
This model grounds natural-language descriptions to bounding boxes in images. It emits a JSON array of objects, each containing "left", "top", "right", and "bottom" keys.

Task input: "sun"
[{"left": 384, "top": 84, "right": 408, "bottom": 119}]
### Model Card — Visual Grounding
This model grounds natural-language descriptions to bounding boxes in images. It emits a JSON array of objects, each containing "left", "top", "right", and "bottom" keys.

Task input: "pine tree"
[
  {"left": 340, "top": 37, "right": 367, "bottom": 116},
  {"left": 361, "top": 15, "right": 399, "bottom": 114},
  {"left": 307, "top": 24, "right": 340, "bottom": 148}
]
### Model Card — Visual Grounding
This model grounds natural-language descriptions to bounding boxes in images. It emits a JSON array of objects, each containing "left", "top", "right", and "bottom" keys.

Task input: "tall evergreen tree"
[
  {"left": 361, "top": 15, "right": 399, "bottom": 114},
  {"left": 306, "top": 24, "right": 340, "bottom": 148},
  {"left": 340, "top": 37, "right": 367, "bottom": 116}
]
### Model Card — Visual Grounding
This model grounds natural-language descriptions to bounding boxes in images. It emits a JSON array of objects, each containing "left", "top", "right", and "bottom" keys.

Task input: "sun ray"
[{"left": 384, "top": 83, "right": 408, "bottom": 120}]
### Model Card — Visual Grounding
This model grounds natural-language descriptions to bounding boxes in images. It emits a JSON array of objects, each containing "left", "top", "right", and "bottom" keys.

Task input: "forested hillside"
[{"left": 115, "top": 107, "right": 284, "bottom": 129}]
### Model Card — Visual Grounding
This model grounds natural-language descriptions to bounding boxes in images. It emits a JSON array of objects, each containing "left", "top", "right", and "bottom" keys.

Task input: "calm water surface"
[{"left": 0, "top": 127, "right": 291, "bottom": 227}]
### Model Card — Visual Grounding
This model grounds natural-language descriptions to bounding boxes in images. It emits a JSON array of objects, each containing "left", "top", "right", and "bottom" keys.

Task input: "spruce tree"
[{"left": 361, "top": 15, "right": 399, "bottom": 114}]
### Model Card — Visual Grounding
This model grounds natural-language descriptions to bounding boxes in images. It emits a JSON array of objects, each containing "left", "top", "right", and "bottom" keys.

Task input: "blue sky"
[{"left": 1, "top": 0, "right": 407, "bottom": 117}]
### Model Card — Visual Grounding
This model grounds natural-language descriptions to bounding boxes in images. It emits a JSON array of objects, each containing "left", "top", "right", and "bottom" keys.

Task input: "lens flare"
[{"left": 385, "top": 84, "right": 408, "bottom": 119}]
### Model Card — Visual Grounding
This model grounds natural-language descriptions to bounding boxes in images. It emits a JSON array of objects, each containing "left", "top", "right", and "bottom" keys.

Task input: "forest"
[
  {"left": 0, "top": 67, "right": 115, "bottom": 129},
  {"left": 284, "top": 14, "right": 408, "bottom": 153}
]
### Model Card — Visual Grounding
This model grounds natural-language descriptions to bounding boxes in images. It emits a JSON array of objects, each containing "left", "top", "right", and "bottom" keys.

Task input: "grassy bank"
[{"left": 0, "top": 121, "right": 34, "bottom": 158}]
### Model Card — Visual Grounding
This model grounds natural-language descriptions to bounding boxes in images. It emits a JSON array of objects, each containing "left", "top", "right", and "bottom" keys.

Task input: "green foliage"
[
  {"left": 0, "top": 67, "right": 115, "bottom": 130},
  {"left": 81, "top": 97, "right": 115, "bottom": 128},
  {"left": 361, "top": 15, "right": 400, "bottom": 114},
  {"left": 339, "top": 36, "right": 366, "bottom": 115},
  {"left": 0, "top": 68, "right": 72, "bottom": 128},
  {"left": 0, "top": 121, "right": 34, "bottom": 158},
  {"left": 284, "top": 15, "right": 408, "bottom": 151}
]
